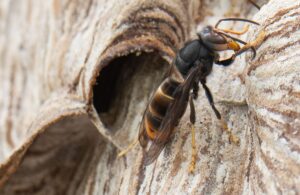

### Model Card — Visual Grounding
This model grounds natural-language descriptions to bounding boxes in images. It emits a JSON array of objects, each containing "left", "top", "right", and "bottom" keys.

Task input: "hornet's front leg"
[{"left": 215, "top": 30, "right": 266, "bottom": 67}]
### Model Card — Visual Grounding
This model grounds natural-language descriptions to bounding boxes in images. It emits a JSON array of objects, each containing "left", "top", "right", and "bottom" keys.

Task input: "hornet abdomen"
[{"left": 144, "top": 77, "right": 181, "bottom": 141}]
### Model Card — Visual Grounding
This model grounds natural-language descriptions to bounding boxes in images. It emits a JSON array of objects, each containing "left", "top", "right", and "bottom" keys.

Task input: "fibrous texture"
[{"left": 0, "top": 0, "right": 299, "bottom": 194}]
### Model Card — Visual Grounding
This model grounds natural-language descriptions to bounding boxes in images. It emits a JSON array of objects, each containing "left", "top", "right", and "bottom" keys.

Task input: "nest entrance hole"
[{"left": 93, "top": 52, "right": 169, "bottom": 132}]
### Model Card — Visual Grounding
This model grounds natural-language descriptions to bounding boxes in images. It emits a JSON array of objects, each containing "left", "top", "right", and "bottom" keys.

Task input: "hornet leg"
[
  {"left": 215, "top": 30, "right": 266, "bottom": 66},
  {"left": 234, "top": 30, "right": 266, "bottom": 59},
  {"left": 188, "top": 93, "right": 197, "bottom": 173},
  {"left": 200, "top": 80, "right": 240, "bottom": 145},
  {"left": 215, "top": 54, "right": 236, "bottom": 66},
  {"left": 117, "top": 139, "right": 139, "bottom": 158}
]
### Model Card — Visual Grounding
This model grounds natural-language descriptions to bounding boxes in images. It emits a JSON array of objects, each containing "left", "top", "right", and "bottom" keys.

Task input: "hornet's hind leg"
[
  {"left": 117, "top": 139, "right": 139, "bottom": 158},
  {"left": 187, "top": 81, "right": 200, "bottom": 173},
  {"left": 188, "top": 94, "right": 197, "bottom": 173},
  {"left": 200, "top": 79, "right": 240, "bottom": 145}
]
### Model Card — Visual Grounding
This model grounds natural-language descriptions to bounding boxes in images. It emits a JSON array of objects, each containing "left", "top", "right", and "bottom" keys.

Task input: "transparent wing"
[{"left": 138, "top": 103, "right": 151, "bottom": 148}]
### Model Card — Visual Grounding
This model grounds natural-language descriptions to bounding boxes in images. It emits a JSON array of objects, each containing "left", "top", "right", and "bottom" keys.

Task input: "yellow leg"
[
  {"left": 248, "top": 30, "right": 266, "bottom": 47},
  {"left": 117, "top": 139, "right": 139, "bottom": 158},
  {"left": 189, "top": 124, "right": 197, "bottom": 173},
  {"left": 220, "top": 119, "right": 240, "bottom": 145},
  {"left": 218, "top": 25, "right": 249, "bottom": 35},
  {"left": 238, "top": 30, "right": 266, "bottom": 54}
]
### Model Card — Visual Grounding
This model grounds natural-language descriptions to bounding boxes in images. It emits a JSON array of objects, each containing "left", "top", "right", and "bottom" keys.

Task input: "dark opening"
[
  {"left": 93, "top": 61, "right": 123, "bottom": 113},
  {"left": 93, "top": 52, "right": 169, "bottom": 131}
]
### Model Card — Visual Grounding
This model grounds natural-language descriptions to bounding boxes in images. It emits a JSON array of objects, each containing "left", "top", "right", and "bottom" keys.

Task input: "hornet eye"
[{"left": 198, "top": 26, "right": 236, "bottom": 51}]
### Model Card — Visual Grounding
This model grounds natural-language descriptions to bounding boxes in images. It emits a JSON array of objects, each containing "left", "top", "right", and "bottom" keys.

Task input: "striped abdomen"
[{"left": 144, "top": 77, "right": 181, "bottom": 141}]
